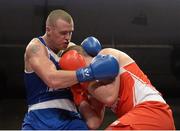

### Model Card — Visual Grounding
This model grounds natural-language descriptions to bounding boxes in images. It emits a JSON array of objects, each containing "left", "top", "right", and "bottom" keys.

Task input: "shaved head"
[{"left": 46, "top": 9, "right": 73, "bottom": 27}]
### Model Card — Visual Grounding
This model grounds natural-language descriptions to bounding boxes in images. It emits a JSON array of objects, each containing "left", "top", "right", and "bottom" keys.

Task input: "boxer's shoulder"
[{"left": 99, "top": 48, "right": 134, "bottom": 67}]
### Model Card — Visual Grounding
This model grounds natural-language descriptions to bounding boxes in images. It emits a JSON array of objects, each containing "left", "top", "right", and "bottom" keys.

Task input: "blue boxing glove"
[
  {"left": 81, "top": 36, "right": 102, "bottom": 57},
  {"left": 76, "top": 54, "right": 119, "bottom": 82}
]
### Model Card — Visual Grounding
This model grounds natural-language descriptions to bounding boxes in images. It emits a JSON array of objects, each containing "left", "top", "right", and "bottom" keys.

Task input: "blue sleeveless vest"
[{"left": 24, "top": 37, "right": 73, "bottom": 105}]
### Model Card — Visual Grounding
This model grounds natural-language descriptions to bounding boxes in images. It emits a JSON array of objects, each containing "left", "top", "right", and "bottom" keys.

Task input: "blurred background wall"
[{"left": 0, "top": 0, "right": 180, "bottom": 129}]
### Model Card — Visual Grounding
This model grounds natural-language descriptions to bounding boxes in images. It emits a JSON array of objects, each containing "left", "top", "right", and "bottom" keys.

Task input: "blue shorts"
[{"left": 21, "top": 108, "right": 88, "bottom": 130}]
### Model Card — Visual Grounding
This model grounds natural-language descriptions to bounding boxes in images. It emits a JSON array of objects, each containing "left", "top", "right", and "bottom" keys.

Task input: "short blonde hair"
[{"left": 46, "top": 9, "right": 73, "bottom": 26}]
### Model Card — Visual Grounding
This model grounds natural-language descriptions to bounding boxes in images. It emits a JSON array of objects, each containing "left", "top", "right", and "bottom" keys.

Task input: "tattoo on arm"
[{"left": 30, "top": 44, "right": 41, "bottom": 54}]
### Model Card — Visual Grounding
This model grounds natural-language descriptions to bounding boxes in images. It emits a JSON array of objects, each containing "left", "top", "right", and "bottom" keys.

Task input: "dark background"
[{"left": 0, "top": 0, "right": 180, "bottom": 129}]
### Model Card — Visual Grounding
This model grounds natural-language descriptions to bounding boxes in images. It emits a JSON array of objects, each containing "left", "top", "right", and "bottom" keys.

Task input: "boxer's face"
[{"left": 48, "top": 19, "right": 74, "bottom": 50}]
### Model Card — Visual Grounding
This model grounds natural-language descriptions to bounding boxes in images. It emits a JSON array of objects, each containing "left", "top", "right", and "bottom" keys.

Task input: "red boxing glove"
[
  {"left": 59, "top": 50, "right": 86, "bottom": 70},
  {"left": 71, "top": 84, "right": 88, "bottom": 106},
  {"left": 59, "top": 50, "right": 88, "bottom": 105}
]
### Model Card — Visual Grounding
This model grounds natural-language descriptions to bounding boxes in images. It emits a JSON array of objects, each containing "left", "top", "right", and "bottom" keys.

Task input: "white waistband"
[{"left": 28, "top": 99, "right": 77, "bottom": 113}]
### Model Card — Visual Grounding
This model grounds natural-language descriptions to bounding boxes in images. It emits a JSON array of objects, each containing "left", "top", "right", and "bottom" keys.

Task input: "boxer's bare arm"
[
  {"left": 79, "top": 95, "right": 105, "bottom": 129},
  {"left": 99, "top": 48, "right": 134, "bottom": 67},
  {"left": 24, "top": 39, "right": 78, "bottom": 89}
]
